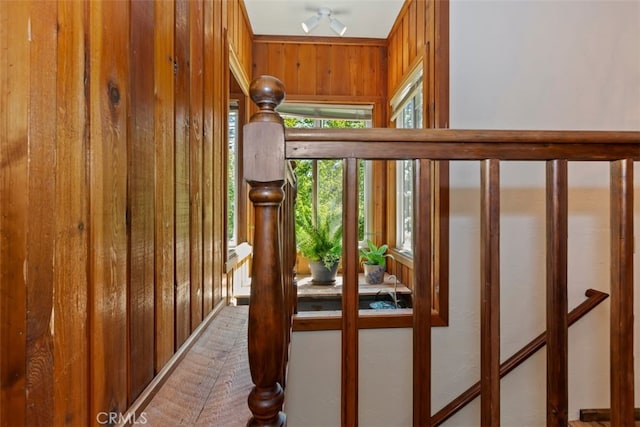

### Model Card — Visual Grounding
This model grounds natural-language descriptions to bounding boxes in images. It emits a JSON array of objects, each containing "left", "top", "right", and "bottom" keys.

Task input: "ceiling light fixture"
[{"left": 301, "top": 7, "right": 347, "bottom": 36}]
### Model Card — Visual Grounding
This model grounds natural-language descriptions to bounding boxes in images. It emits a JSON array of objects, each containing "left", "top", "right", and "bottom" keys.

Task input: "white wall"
[{"left": 286, "top": 1, "right": 640, "bottom": 425}]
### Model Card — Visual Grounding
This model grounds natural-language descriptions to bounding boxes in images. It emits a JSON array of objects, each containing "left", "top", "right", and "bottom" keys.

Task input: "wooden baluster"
[
  {"left": 413, "top": 159, "right": 433, "bottom": 426},
  {"left": 480, "top": 159, "right": 500, "bottom": 426},
  {"left": 342, "top": 158, "right": 360, "bottom": 427},
  {"left": 244, "top": 76, "right": 287, "bottom": 427},
  {"left": 610, "top": 159, "right": 634, "bottom": 426},
  {"left": 546, "top": 160, "right": 568, "bottom": 426}
]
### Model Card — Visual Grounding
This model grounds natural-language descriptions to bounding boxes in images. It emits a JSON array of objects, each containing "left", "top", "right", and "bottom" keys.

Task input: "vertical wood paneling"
[
  {"left": 88, "top": 0, "right": 129, "bottom": 417},
  {"left": 202, "top": 0, "right": 214, "bottom": 316},
  {"left": 1, "top": 0, "right": 253, "bottom": 423},
  {"left": 416, "top": 0, "right": 425, "bottom": 49},
  {"left": 54, "top": 1, "right": 89, "bottom": 424},
  {"left": 610, "top": 159, "right": 635, "bottom": 426},
  {"left": 545, "top": 160, "right": 568, "bottom": 426},
  {"left": 211, "top": 4, "right": 227, "bottom": 307},
  {"left": 331, "top": 45, "right": 349, "bottom": 95},
  {"left": 348, "top": 46, "right": 360, "bottom": 96},
  {"left": 316, "top": 44, "right": 332, "bottom": 95},
  {"left": 297, "top": 45, "right": 316, "bottom": 95},
  {"left": 253, "top": 39, "right": 385, "bottom": 105},
  {"left": 26, "top": 2, "right": 57, "bottom": 423},
  {"left": 408, "top": 0, "right": 417, "bottom": 60},
  {"left": 480, "top": 159, "right": 500, "bottom": 426},
  {"left": 189, "top": 0, "right": 204, "bottom": 331},
  {"left": 283, "top": 43, "right": 299, "bottom": 94},
  {"left": 174, "top": 0, "right": 191, "bottom": 348},
  {"left": 0, "top": 2, "right": 29, "bottom": 424},
  {"left": 153, "top": 0, "right": 176, "bottom": 371},
  {"left": 267, "top": 43, "right": 285, "bottom": 85},
  {"left": 129, "top": 0, "right": 156, "bottom": 400}
]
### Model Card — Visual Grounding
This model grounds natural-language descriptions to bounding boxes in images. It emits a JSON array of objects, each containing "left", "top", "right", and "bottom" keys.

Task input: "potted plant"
[
  {"left": 359, "top": 239, "right": 392, "bottom": 285},
  {"left": 297, "top": 214, "right": 342, "bottom": 285}
]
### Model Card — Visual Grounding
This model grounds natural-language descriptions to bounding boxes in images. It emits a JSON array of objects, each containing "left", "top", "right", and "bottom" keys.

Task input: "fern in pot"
[
  {"left": 359, "top": 240, "right": 392, "bottom": 285},
  {"left": 297, "top": 214, "right": 342, "bottom": 285}
]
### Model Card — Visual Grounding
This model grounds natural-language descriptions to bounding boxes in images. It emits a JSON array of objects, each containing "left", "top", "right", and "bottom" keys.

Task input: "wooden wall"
[
  {"left": 252, "top": 36, "right": 388, "bottom": 125},
  {"left": 387, "top": 0, "right": 449, "bottom": 128},
  {"left": 386, "top": 0, "right": 449, "bottom": 324},
  {"left": 0, "top": 0, "right": 252, "bottom": 425}
]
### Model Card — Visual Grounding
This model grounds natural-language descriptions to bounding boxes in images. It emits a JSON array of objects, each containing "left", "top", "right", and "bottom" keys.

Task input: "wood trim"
[
  {"left": 388, "top": 51, "right": 425, "bottom": 111},
  {"left": 283, "top": 94, "right": 385, "bottom": 105},
  {"left": 253, "top": 34, "right": 387, "bottom": 47},
  {"left": 546, "top": 160, "right": 569, "bottom": 426},
  {"left": 341, "top": 158, "right": 359, "bottom": 427},
  {"left": 480, "top": 159, "right": 500, "bottom": 425},
  {"left": 610, "top": 159, "right": 635, "bottom": 425},
  {"left": 229, "top": 42, "right": 250, "bottom": 95},
  {"left": 580, "top": 408, "right": 640, "bottom": 422}
]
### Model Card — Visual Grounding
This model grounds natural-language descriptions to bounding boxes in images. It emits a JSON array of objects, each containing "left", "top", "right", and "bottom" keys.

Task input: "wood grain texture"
[
  {"left": 129, "top": 0, "right": 156, "bottom": 401},
  {"left": 413, "top": 159, "right": 432, "bottom": 426},
  {"left": 1, "top": 1, "right": 29, "bottom": 424},
  {"left": 480, "top": 159, "right": 500, "bottom": 426},
  {"left": 88, "top": 0, "right": 129, "bottom": 417},
  {"left": 284, "top": 128, "right": 640, "bottom": 161},
  {"left": 153, "top": 0, "right": 176, "bottom": 372},
  {"left": 189, "top": 0, "right": 204, "bottom": 332},
  {"left": 546, "top": 160, "right": 569, "bottom": 426},
  {"left": 201, "top": 0, "right": 214, "bottom": 317},
  {"left": 211, "top": 13, "right": 227, "bottom": 308},
  {"left": 252, "top": 38, "right": 386, "bottom": 108},
  {"left": 54, "top": 1, "right": 90, "bottom": 424},
  {"left": 246, "top": 181, "right": 286, "bottom": 426},
  {"left": 26, "top": 1, "right": 57, "bottom": 423},
  {"left": 143, "top": 306, "right": 251, "bottom": 427},
  {"left": 341, "top": 158, "right": 359, "bottom": 427},
  {"left": 610, "top": 159, "right": 635, "bottom": 426},
  {"left": 174, "top": 0, "right": 191, "bottom": 349}
]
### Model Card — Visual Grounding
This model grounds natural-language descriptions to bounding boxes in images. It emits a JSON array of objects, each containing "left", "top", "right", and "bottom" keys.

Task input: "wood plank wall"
[
  {"left": 0, "top": 0, "right": 252, "bottom": 425},
  {"left": 386, "top": 0, "right": 449, "bottom": 297},
  {"left": 252, "top": 36, "right": 388, "bottom": 126}
]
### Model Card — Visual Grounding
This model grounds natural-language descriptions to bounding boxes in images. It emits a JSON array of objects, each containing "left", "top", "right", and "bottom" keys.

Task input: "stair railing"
[{"left": 244, "top": 75, "right": 640, "bottom": 426}]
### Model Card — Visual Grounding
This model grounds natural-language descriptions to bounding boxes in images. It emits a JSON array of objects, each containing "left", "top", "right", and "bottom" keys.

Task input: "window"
[
  {"left": 279, "top": 104, "right": 373, "bottom": 244},
  {"left": 391, "top": 67, "right": 423, "bottom": 253},
  {"left": 227, "top": 102, "right": 239, "bottom": 249}
]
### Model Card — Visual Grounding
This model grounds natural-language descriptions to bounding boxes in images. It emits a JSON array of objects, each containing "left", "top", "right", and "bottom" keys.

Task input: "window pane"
[{"left": 227, "top": 107, "right": 238, "bottom": 248}]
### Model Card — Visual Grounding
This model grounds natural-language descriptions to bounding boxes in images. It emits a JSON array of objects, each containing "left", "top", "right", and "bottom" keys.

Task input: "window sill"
[
  {"left": 292, "top": 309, "right": 447, "bottom": 331},
  {"left": 388, "top": 247, "right": 413, "bottom": 269}
]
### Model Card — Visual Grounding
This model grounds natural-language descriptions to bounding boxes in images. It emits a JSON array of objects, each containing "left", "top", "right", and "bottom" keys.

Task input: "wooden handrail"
[
  {"left": 284, "top": 128, "right": 640, "bottom": 161},
  {"left": 431, "top": 288, "right": 610, "bottom": 426}
]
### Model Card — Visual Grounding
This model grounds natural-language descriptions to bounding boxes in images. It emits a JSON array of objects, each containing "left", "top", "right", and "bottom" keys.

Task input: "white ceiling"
[{"left": 243, "top": 0, "right": 405, "bottom": 39}]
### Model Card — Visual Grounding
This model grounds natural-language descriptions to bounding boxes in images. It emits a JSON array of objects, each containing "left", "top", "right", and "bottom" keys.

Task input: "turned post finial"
[{"left": 250, "top": 75, "right": 285, "bottom": 123}]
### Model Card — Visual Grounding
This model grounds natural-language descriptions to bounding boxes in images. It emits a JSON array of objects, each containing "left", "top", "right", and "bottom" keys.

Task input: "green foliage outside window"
[{"left": 283, "top": 117, "right": 366, "bottom": 250}]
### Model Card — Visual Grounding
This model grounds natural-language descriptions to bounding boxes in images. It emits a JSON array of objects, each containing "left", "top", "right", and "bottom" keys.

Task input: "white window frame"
[{"left": 390, "top": 65, "right": 424, "bottom": 254}]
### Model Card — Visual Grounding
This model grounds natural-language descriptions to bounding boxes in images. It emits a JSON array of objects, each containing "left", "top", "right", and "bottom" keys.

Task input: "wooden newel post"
[{"left": 244, "top": 75, "right": 287, "bottom": 427}]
